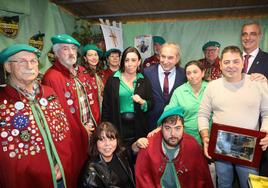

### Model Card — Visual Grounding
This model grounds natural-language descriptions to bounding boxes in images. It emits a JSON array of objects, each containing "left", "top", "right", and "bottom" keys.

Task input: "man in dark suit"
[
  {"left": 241, "top": 21, "right": 268, "bottom": 177},
  {"left": 241, "top": 21, "right": 268, "bottom": 78},
  {"left": 144, "top": 42, "right": 186, "bottom": 131}
]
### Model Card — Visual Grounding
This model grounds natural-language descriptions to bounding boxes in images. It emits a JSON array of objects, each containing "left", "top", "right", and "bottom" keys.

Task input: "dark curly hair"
[{"left": 81, "top": 52, "right": 105, "bottom": 77}]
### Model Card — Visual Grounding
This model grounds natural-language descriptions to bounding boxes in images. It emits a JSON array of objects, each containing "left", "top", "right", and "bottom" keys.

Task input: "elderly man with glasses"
[
  {"left": 0, "top": 44, "right": 75, "bottom": 188},
  {"left": 199, "top": 41, "right": 222, "bottom": 81}
]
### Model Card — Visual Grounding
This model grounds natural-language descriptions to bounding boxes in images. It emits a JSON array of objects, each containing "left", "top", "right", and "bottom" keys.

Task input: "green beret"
[
  {"left": 105, "top": 48, "right": 121, "bottom": 58},
  {"left": 51, "top": 34, "right": 80, "bottom": 47},
  {"left": 153, "top": 36, "right": 165, "bottom": 45},
  {"left": 0, "top": 44, "right": 41, "bottom": 64},
  {"left": 157, "top": 107, "right": 184, "bottom": 126},
  {"left": 82, "top": 44, "right": 103, "bottom": 58},
  {"left": 202, "top": 41, "right": 221, "bottom": 51}
]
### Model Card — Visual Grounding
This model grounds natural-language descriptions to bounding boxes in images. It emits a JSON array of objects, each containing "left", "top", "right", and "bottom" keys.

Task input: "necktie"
[
  {"left": 243, "top": 54, "right": 251, "bottom": 73},
  {"left": 163, "top": 72, "right": 170, "bottom": 97}
]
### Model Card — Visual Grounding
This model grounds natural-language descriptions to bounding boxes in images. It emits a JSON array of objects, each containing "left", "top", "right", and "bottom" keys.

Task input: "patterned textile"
[
  {"left": 10, "top": 80, "right": 39, "bottom": 101},
  {"left": 74, "top": 78, "right": 92, "bottom": 127}
]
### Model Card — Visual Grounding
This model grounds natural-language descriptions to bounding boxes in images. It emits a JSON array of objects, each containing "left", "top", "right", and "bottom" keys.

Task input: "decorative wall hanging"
[
  {"left": 99, "top": 19, "right": 123, "bottom": 52},
  {"left": 134, "top": 35, "right": 152, "bottom": 60},
  {"left": 0, "top": 16, "right": 19, "bottom": 38},
  {"left": 47, "top": 48, "right": 55, "bottom": 64},
  {"left": 28, "top": 31, "right": 45, "bottom": 51}
]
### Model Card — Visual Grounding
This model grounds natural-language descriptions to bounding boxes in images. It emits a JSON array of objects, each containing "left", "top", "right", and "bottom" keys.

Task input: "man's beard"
[
  {"left": 163, "top": 136, "right": 182, "bottom": 148},
  {"left": 61, "top": 56, "right": 77, "bottom": 66},
  {"left": 67, "top": 56, "right": 77, "bottom": 64}
]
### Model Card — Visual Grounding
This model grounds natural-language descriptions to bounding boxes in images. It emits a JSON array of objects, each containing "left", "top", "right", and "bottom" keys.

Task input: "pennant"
[{"left": 100, "top": 19, "right": 123, "bottom": 51}]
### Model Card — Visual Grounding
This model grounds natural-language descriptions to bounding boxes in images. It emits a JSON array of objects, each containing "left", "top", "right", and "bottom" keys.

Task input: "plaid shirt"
[
  {"left": 10, "top": 80, "right": 39, "bottom": 101},
  {"left": 74, "top": 78, "right": 93, "bottom": 126}
]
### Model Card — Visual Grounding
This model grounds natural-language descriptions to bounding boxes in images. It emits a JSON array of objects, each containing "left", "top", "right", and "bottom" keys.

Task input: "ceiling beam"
[
  {"left": 81, "top": 4, "right": 268, "bottom": 19},
  {"left": 54, "top": 0, "right": 103, "bottom": 4}
]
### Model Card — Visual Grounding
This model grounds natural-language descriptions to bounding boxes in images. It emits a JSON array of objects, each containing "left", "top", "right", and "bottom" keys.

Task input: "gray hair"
[
  {"left": 241, "top": 21, "right": 262, "bottom": 35},
  {"left": 160, "top": 42, "right": 182, "bottom": 58},
  {"left": 52, "top": 44, "right": 61, "bottom": 57}
]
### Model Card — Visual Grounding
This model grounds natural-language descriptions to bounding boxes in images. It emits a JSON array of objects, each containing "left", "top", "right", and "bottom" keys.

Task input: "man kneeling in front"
[{"left": 135, "top": 107, "right": 214, "bottom": 188}]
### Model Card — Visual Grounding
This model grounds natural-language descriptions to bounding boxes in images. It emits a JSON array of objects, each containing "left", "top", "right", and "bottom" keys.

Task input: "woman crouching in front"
[{"left": 79, "top": 122, "right": 135, "bottom": 188}]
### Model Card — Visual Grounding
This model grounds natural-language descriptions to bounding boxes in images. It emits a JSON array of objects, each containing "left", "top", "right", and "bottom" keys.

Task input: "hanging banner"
[
  {"left": 100, "top": 19, "right": 123, "bottom": 52},
  {"left": 28, "top": 32, "right": 45, "bottom": 51},
  {"left": 134, "top": 35, "right": 152, "bottom": 61},
  {"left": 0, "top": 16, "right": 19, "bottom": 38}
]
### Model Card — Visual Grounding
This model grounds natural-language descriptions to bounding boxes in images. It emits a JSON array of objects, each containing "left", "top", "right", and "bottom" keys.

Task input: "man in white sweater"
[{"left": 198, "top": 45, "right": 268, "bottom": 188}]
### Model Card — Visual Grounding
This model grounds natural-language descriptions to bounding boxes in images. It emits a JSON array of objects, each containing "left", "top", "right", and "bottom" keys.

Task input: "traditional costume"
[
  {"left": 0, "top": 84, "right": 74, "bottom": 188},
  {"left": 199, "top": 41, "right": 222, "bottom": 81},
  {"left": 143, "top": 36, "right": 165, "bottom": 69},
  {"left": 136, "top": 132, "right": 213, "bottom": 188},
  {"left": 199, "top": 57, "right": 221, "bottom": 80},
  {"left": 43, "top": 34, "right": 101, "bottom": 186},
  {"left": 0, "top": 43, "right": 79, "bottom": 188},
  {"left": 136, "top": 107, "right": 213, "bottom": 188}
]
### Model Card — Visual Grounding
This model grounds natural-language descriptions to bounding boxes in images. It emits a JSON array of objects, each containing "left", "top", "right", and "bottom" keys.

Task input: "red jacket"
[
  {"left": 0, "top": 85, "right": 74, "bottom": 188},
  {"left": 199, "top": 57, "right": 222, "bottom": 81},
  {"left": 135, "top": 132, "right": 214, "bottom": 188},
  {"left": 43, "top": 61, "right": 101, "bottom": 126},
  {"left": 101, "top": 68, "right": 113, "bottom": 85},
  {"left": 43, "top": 61, "right": 101, "bottom": 186},
  {"left": 143, "top": 54, "right": 159, "bottom": 68}
]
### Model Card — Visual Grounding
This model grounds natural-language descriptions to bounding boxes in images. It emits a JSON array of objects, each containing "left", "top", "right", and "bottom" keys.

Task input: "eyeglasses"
[
  {"left": 205, "top": 49, "right": 217, "bottom": 53},
  {"left": 8, "top": 58, "right": 39, "bottom": 66}
]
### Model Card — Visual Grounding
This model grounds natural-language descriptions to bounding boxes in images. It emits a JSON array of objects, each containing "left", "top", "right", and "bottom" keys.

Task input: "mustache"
[
  {"left": 168, "top": 137, "right": 178, "bottom": 140},
  {"left": 68, "top": 55, "right": 76, "bottom": 59},
  {"left": 22, "top": 70, "right": 36, "bottom": 74}
]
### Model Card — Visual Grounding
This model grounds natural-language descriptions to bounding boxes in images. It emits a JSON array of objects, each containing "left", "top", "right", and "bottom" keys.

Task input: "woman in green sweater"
[{"left": 165, "top": 60, "right": 208, "bottom": 145}]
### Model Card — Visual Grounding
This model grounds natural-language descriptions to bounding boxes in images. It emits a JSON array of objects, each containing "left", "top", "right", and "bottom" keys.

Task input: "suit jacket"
[
  {"left": 247, "top": 49, "right": 268, "bottom": 176},
  {"left": 144, "top": 64, "right": 186, "bottom": 131},
  {"left": 248, "top": 49, "right": 268, "bottom": 79}
]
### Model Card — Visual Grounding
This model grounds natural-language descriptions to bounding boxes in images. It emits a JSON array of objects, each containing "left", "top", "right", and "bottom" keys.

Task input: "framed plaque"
[{"left": 208, "top": 123, "right": 266, "bottom": 168}]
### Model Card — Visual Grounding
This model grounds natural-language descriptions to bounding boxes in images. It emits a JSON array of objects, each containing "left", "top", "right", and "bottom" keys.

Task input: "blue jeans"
[
  {"left": 215, "top": 160, "right": 258, "bottom": 188},
  {"left": 57, "top": 178, "right": 65, "bottom": 188}
]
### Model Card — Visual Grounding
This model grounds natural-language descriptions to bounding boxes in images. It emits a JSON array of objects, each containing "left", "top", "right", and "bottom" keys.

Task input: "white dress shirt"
[
  {"left": 243, "top": 48, "right": 259, "bottom": 73},
  {"left": 158, "top": 65, "right": 176, "bottom": 93}
]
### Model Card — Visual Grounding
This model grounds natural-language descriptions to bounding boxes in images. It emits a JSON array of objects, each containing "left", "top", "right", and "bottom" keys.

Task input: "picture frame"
[{"left": 208, "top": 123, "right": 266, "bottom": 168}]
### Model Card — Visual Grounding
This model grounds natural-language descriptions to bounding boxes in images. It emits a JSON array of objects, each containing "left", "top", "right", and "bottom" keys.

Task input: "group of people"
[{"left": 0, "top": 20, "right": 268, "bottom": 188}]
